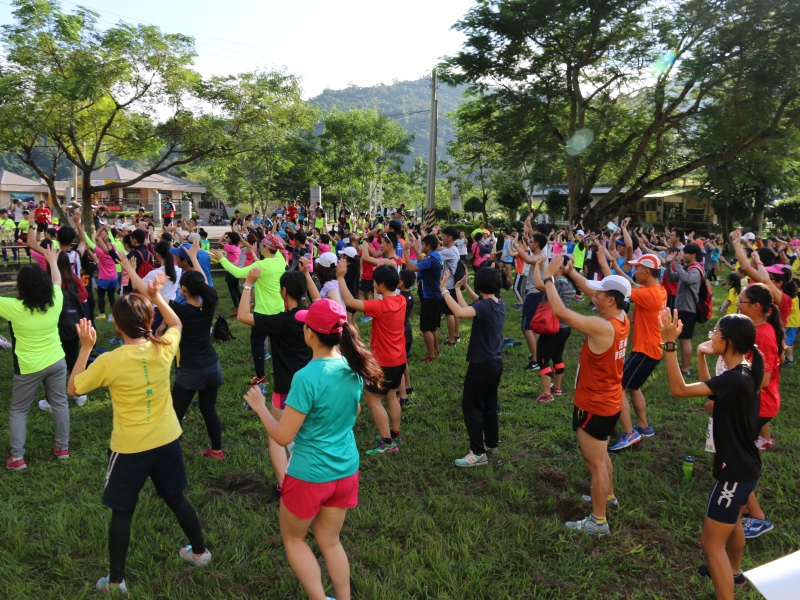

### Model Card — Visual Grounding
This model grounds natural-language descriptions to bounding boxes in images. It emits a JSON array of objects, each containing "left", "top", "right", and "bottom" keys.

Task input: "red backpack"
[
  {"left": 134, "top": 248, "right": 156, "bottom": 278},
  {"left": 530, "top": 300, "right": 560, "bottom": 335},
  {"left": 688, "top": 263, "right": 713, "bottom": 323}
]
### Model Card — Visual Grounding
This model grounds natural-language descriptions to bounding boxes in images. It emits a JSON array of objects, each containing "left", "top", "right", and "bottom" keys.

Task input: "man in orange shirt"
[
  {"left": 601, "top": 248, "right": 667, "bottom": 450},
  {"left": 544, "top": 254, "right": 631, "bottom": 536}
]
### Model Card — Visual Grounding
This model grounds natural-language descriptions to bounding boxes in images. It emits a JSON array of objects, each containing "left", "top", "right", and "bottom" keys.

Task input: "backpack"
[
  {"left": 453, "top": 259, "right": 467, "bottom": 288},
  {"left": 212, "top": 314, "right": 234, "bottom": 342},
  {"left": 530, "top": 300, "right": 560, "bottom": 335},
  {"left": 688, "top": 263, "right": 713, "bottom": 323},
  {"left": 134, "top": 248, "right": 155, "bottom": 278},
  {"left": 58, "top": 287, "right": 84, "bottom": 341}
]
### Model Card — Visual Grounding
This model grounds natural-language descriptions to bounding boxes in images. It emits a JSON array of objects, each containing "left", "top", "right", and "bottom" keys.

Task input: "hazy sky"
[{"left": 0, "top": 0, "right": 476, "bottom": 98}]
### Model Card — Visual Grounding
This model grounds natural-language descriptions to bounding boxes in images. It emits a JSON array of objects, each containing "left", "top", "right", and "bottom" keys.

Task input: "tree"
[
  {"left": 775, "top": 198, "right": 800, "bottom": 235},
  {"left": 0, "top": 0, "right": 247, "bottom": 232},
  {"left": 494, "top": 179, "right": 526, "bottom": 224},
  {"left": 441, "top": 0, "right": 800, "bottom": 225},
  {"left": 545, "top": 189, "right": 570, "bottom": 224},
  {"left": 464, "top": 196, "right": 482, "bottom": 219}
]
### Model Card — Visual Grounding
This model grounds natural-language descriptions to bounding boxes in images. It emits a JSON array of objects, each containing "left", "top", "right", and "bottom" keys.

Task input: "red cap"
[{"left": 295, "top": 298, "right": 347, "bottom": 334}]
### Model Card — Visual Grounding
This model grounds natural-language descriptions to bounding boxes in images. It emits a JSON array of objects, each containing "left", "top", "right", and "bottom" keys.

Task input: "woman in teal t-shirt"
[{"left": 244, "top": 298, "right": 383, "bottom": 600}]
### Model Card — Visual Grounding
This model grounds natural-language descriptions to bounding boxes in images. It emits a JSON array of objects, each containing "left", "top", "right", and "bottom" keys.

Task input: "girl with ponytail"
[
  {"left": 68, "top": 269, "right": 212, "bottom": 592},
  {"left": 244, "top": 298, "right": 382, "bottom": 600},
  {"left": 659, "top": 310, "right": 762, "bottom": 597}
]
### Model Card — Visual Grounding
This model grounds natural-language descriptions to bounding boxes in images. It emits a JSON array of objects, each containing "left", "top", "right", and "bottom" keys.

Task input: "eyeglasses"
[
  {"left": 707, "top": 330, "right": 721, "bottom": 339},
  {"left": 737, "top": 300, "right": 753, "bottom": 305}
]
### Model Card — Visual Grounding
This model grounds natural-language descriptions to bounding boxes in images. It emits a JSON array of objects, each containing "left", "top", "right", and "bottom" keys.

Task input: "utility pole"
[{"left": 424, "top": 69, "right": 438, "bottom": 230}]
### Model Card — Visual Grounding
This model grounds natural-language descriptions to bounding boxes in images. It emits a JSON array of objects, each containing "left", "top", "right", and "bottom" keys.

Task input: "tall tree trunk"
[
  {"left": 81, "top": 171, "right": 95, "bottom": 236},
  {"left": 753, "top": 210, "right": 764, "bottom": 236}
]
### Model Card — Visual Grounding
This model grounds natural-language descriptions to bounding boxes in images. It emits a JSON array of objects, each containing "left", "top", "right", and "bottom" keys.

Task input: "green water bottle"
[{"left": 682, "top": 457, "right": 694, "bottom": 482}]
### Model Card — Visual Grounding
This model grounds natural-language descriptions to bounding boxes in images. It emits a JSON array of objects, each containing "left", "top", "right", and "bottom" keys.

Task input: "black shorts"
[
  {"left": 404, "top": 323, "right": 412, "bottom": 356},
  {"left": 365, "top": 363, "right": 407, "bottom": 394},
  {"left": 572, "top": 406, "right": 621, "bottom": 441},
  {"left": 622, "top": 352, "right": 661, "bottom": 390},
  {"left": 521, "top": 292, "right": 544, "bottom": 332},
  {"left": 36, "top": 222, "right": 48, "bottom": 232},
  {"left": 359, "top": 279, "right": 374, "bottom": 293},
  {"left": 419, "top": 297, "right": 442, "bottom": 332},
  {"left": 757, "top": 416, "right": 772, "bottom": 431},
  {"left": 163, "top": 217, "right": 173, "bottom": 225},
  {"left": 678, "top": 310, "right": 697, "bottom": 339},
  {"left": 441, "top": 288, "right": 458, "bottom": 316},
  {"left": 706, "top": 479, "right": 758, "bottom": 524},
  {"left": 102, "top": 439, "right": 188, "bottom": 512}
]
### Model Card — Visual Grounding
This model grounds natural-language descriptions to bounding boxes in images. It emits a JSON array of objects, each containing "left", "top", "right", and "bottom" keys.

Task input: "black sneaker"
[
  {"left": 524, "top": 362, "right": 541, "bottom": 371},
  {"left": 697, "top": 565, "right": 747, "bottom": 587}
]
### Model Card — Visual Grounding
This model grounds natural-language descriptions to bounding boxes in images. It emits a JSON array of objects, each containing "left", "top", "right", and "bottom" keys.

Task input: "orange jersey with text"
[{"left": 573, "top": 314, "right": 630, "bottom": 416}]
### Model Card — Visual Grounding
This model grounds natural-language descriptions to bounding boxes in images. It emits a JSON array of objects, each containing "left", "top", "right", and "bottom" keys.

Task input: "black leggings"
[
  {"left": 250, "top": 326, "right": 268, "bottom": 379},
  {"left": 97, "top": 285, "right": 116, "bottom": 314},
  {"left": 109, "top": 493, "right": 205, "bottom": 583},
  {"left": 537, "top": 327, "right": 571, "bottom": 376},
  {"left": 172, "top": 382, "right": 222, "bottom": 451},
  {"left": 225, "top": 273, "right": 241, "bottom": 308}
]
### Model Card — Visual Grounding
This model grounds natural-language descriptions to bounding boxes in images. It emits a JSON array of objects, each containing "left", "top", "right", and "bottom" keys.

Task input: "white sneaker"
[
  {"left": 38, "top": 399, "right": 52, "bottom": 412},
  {"left": 0, "top": 335, "right": 11, "bottom": 349},
  {"left": 179, "top": 545, "right": 212, "bottom": 567},
  {"left": 72, "top": 395, "right": 87, "bottom": 407},
  {"left": 454, "top": 451, "right": 488, "bottom": 467}
]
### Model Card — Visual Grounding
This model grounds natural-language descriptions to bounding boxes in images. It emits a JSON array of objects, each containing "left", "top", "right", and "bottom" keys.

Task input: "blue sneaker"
[
  {"left": 96, "top": 575, "right": 128, "bottom": 592},
  {"left": 359, "top": 316, "right": 372, "bottom": 323},
  {"left": 107, "top": 338, "right": 122, "bottom": 345},
  {"left": 743, "top": 516, "right": 774, "bottom": 539},
  {"left": 634, "top": 425, "right": 655, "bottom": 437},
  {"left": 609, "top": 430, "right": 642, "bottom": 452},
  {"left": 565, "top": 513, "right": 610, "bottom": 536}
]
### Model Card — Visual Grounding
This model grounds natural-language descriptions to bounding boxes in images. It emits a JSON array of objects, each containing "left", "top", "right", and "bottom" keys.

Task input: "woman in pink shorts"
[{"left": 244, "top": 299, "right": 383, "bottom": 600}]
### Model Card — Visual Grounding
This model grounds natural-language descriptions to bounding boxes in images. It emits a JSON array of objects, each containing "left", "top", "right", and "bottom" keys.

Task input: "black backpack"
[
  {"left": 453, "top": 259, "right": 467, "bottom": 288},
  {"left": 212, "top": 314, "right": 234, "bottom": 342},
  {"left": 58, "top": 287, "right": 83, "bottom": 341}
]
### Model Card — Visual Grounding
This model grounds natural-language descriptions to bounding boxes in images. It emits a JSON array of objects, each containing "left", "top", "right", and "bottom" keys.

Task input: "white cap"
[
  {"left": 585, "top": 275, "right": 632, "bottom": 301},
  {"left": 628, "top": 254, "right": 662, "bottom": 269},
  {"left": 338, "top": 247, "right": 358, "bottom": 258},
  {"left": 743, "top": 232, "right": 756, "bottom": 241},
  {"left": 575, "top": 229, "right": 585, "bottom": 236},
  {"left": 315, "top": 252, "right": 338, "bottom": 267}
]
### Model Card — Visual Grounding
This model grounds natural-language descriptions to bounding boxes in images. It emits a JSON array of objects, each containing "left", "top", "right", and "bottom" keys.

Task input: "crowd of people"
[{"left": 1, "top": 199, "right": 796, "bottom": 600}]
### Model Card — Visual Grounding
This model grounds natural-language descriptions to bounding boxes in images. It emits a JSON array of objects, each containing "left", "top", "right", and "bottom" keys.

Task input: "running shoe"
[
  {"left": 248, "top": 376, "right": 267, "bottom": 387},
  {"left": 229, "top": 311, "right": 238, "bottom": 318},
  {"left": 456, "top": 337, "right": 462, "bottom": 343},
  {"left": 755, "top": 436, "right": 776, "bottom": 452},
  {"left": 373, "top": 433, "right": 403, "bottom": 445},
  {"left": 565, "top": 514, "right": 610, "bottom": 536},
  {"left": 590, "top": 306, "right": 597, "bottom": 312},
  {"left": 680, "top": 369, "right": 691, "bottom": 377},
  {"left": 445, "top": 341, "right": 457, "bottom": 347},
  {"left": 202, "top": 448, "right": 225, "bottom": 460},
  {"left": 96, "top": 575, "right": 128, "bottom": 592},
  {"left": 108, "top": 338, "right": 122, "bottom": 345},
  {"left": 534, "top": 393, "right": 554, "bottom": 403},
  {"left": 573, "top": 295, "right": 584, "bottom": 302},
  {"left": 366, "top": 441, "right": 398, "bottom": 455},
  {"left": 581, "top": 494, "right": 619, "bottom": 507},
  {"left": 743, "top": 516, "right": 774, "bottom": 539},
  {"left": 0, "top": 334, "right": 12, "bottom": 349},
  {"left": 524, "top": 362, "right": 541, "bottom": 372},
  {"left": 179, "top": 545, "right": 213, "bottom": 567},
  {"left": 38, "top": 399, "right": 52, "bottom": 412},
  {"left": 107, "top": 314, "right": 114, "bottom": 323},
  {"left": 550, "top": 384, "right": 563, "bottom": 396},
  {"left": 5, "top": 456, "right": 26, "bottom": 471},
  {"left": 420, "top": 356, "right": 436, "bottom": 364},
  {"left": 264, "top": 353, "right": 271, "bottom": 361},
  {"left": 454, "top": 451, "right": 488, "bottom": 467},
  {"left": 53, "top": 445, "right": 69, "bottom": 460},
  {"left": 359, "top": 316, "right": 372, "bottom": 323},
  {"left": 634, "top": 425, "right": 655, "bottom": 437},
  {"left": 512, "top": 303, "right": 523, "bottom": 310},
  {"left": 484, "top": 445, "right": 499, "bottom": 455},
  {"left": 697, "top": 565, "right": 747, "bottom": 587},
  {"left": 406, "top": 387, "right": 413, "bottom": 395},
  {"left": 73, "top": 395, "right": 87, "bottom": 407},
  {"left": 609, "top": 431, "right": 642, "bottom": 452}
]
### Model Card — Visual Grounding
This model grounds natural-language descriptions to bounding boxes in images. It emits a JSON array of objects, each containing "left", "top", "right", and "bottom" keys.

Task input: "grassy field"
[{"left": 0, "top": 274, "right": 797, "bottom": 599}]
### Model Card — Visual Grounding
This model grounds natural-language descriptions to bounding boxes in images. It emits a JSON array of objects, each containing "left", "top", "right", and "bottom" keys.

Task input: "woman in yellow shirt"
[
  {"left": 719, "top": 272, "right": 741, "bottom": 315},
  {"left": 68, "top": 274, "right": 211, "bottom": 593},
  {"left": 785, "top": 293, "right": 800, "bottom": 364}
]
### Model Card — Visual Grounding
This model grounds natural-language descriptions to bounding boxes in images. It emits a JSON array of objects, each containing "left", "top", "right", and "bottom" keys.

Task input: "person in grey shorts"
[{"left": 3, "top": 246, "right": 70, "bottom": 471}]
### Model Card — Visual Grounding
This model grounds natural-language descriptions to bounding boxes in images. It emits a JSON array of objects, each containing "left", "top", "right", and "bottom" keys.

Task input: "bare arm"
[
  {"left": 299, "top": 258, "right": 320, "bottom": 301},
  {"left": 244, "top": 387, "right": 307, "bottom": 446},
  {"left": 336, "top": 259, "right": 365, "bottom": 312},
  {"left": 441, "top": 272, "right": 476, "bottom": 318},
  {"left": 237, "top": 267, "right": 261, "bottom": 326},
  {"left": 43, "top": 247, "right": 61, "bottom": 287}
]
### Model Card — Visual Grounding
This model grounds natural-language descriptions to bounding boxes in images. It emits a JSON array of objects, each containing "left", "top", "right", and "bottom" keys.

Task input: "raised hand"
[
  {"left": 186, "top": 240, "right": 201, "bottom": 258},
  {"left": 658, "top": 308, "right": 683, "bottom": 342},
  {"left": 243, "top": 385, "right": 266, "bottom": 412},
  {"left": 439, "top": 269, "right": 449, "bottom": 293},
  {"left": 336, "top": 258, "right": 348, "bottom": 278},
  {"left": 209, "top": 250, "right": 224, "bottom": 263},
  {"left": 75, "top": 318, "right": 96, "bottom": 348},
  {"left": 245, "top": 265, "right": 262, "bottom": 285},
  {"left": 298, "top": 256, "right": 309, "bottom": 274},
  {"left": 147, "top": 271, "right": 167, "bottom": 300}
]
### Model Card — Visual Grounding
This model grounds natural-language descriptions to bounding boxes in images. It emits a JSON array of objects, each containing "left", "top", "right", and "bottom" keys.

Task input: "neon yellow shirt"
[
  {"left": 725, "top": 287, "right": 738, "bottom": 315},
  {"left": 219, "top": 253, "right": 286, "bottom": 315},
  {"left": 788, "top": 296, "right": 800, "bottom": 328},
  {"left": 0, "top": 285, "right": 64, "bottom": 374},
  {"left": 74, "top": 328, "right": 183, "bottom": 453}
]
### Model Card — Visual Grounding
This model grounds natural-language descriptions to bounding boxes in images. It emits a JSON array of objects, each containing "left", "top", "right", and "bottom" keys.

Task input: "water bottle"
[{"left": 682, "top": 456, "right": 694, "bottom": 482}]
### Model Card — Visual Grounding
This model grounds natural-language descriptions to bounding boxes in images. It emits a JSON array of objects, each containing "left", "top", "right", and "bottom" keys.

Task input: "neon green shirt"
[
  {"left": 200, "top": 239, "right": 210, "bottom": 251},
  {"left": 0, "top": 285, "right": 64, "bottom": 374},
  {"left": 219, "top": 253, "right": 286, "bottom": 315}
]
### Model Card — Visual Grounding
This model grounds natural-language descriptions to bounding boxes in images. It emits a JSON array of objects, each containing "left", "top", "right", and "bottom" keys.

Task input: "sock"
[
  {"left": 390, "top": 429, "right": 400, "bottom": 439},
  {"left": 592, "top": 514, "right": 607, "bottom": 525},
  {"left": 382, "top": 437, "right": 392, "bottom": 445}
]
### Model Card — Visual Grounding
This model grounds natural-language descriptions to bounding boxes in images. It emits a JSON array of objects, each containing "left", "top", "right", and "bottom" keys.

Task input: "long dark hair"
[
  {"left": 742, "top": 283, "right": 785, "bottom": 359},
  {"left": 725, "top": 272, "right": 742, "bottom": 295},
  {"left": 16, "top": 264, "right": 55, "bottom": 313},
  {"left": 154, "top": 241, "right": 177, "bottom": 283},
  {"left": 179, "top": 270, "right": 218, "bottom": 311},
  {"left": 280, "top": 270, "right": 307, "bottom": 307},
  {"left": 718, "top": 314, "right": 764, "bottom": 391},
  {"left": 112, "top": 293, "right": 168, "bottom": 345},
  {"left": 315, "top": 263, "right": 337, "bottom": 284},
  {"left": 314, "top": 322, "right": 384, "bottom": 387}
]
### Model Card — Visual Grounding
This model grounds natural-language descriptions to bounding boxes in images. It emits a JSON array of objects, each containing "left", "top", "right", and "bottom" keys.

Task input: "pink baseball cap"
[
  {"left": 790, "top": 239, "right": 800, "bottom": 246},
  {"left": 628, "top": 254, "right": 662, "bottom": 269},
  {"left": 295, "top": 298, "right": 347, "bottom": 334},
  {"left": 764, "top": 264, "right": 790, "bottom": 275}
]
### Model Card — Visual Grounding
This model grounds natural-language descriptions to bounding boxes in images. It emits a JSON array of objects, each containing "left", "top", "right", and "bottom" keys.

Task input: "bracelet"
[
  {"left": 243, "top": 285, "right": 252, "bottom": 291},
  {"left": 661, "top": 341, "right": 677, "bottom": 351}
]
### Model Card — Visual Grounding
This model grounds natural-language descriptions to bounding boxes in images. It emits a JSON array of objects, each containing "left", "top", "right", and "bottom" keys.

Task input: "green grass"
[{"left": 0, "top": 276, "right": 798, "bottom": 599}]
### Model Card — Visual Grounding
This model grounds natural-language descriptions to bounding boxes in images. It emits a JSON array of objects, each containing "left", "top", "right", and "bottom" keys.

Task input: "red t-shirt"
[
  {"left": 779, "top": 292, "right": 792, "bottom": 327},
  {"left": 287, "top": 205, "right": 298, "bottom": 220},
  {"left": 34, "top": 207, "right": 51, "bottom": 224},
  {"left": 364, "top": 294, "right": 407, "bottom": 367},
  {"left": 755, "top": 322, "right": 780, "bottom": 418}
]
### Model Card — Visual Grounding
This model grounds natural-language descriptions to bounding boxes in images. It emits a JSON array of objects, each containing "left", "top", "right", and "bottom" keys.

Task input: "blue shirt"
[
  {"left": 285, "top": 357, "right": 362, "bottom": 483},
  {"left": 416, "top": 250, "right": 443, "bottom": 299},
  {"left": 252, "top": 216, "right": 263, "bottom": 226}
]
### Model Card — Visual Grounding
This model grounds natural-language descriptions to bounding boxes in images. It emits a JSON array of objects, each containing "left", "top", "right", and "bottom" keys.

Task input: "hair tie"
[{"left": 752, "top": 344, "right": 758, "bottom": 349}]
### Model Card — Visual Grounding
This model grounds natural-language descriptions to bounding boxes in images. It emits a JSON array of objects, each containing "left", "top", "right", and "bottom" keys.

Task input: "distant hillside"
[{"left": 310, "top": 78, "right": 469, "bottom": 170}]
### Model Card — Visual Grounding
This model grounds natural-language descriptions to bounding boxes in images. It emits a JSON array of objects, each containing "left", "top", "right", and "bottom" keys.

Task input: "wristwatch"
[
  {"left": 660, "top": 341, "right": 677, "bottom": 352},
  {"left": 545, "top": 276, "right": 556, "bottom": 285},
  {"left": 243, "top": 285, "right": 252, "bottom": 291}
]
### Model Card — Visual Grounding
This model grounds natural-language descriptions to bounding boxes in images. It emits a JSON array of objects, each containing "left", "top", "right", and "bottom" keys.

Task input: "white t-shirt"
[
  {"left": 439, "top": 245, "right": 461, "bottom": 290},
  {"left": 143, "top": 265, "right": 183, "bottom": 301},
  {"left": 14, "top": 204, "right": 24, "bottom": 222},
  {"left": 454, "top": 238, "right": 467, "bottom": 256}
]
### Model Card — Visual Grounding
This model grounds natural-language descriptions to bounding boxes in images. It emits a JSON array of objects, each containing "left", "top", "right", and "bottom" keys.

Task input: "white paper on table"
[{"left": 745, "top": 549, "right": 800, "bottom": 600}]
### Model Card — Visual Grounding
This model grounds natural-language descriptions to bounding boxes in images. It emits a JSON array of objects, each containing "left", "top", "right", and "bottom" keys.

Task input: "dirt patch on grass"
[
  {"left": 212, "top": 471, "right": 275, "bottom": 502},
  {"left": 554, "top": 496, "right": 587, "bottom": 521},
  {"left": 537, "top": 468, "right": 568, "bottom": 488}
]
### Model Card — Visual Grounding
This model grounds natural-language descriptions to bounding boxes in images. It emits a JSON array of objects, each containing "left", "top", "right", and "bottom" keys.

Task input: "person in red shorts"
[
  {"left": 244, "top": 299, "right": 383, "bottom": 600},
  {"left": 337, "top": 260, "right": 407, "bottom": 455}
]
